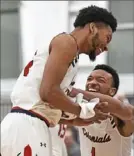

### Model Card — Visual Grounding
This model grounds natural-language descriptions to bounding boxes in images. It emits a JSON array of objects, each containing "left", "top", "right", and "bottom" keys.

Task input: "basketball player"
[
  {"left": 69, "top": 64, "right": 134, "bottom": 156},
  {"left": 1, "top": 6, "right": 117, "bottom": 156}
]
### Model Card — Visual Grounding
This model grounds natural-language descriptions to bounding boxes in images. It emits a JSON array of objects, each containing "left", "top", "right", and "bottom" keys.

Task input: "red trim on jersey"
[
  {"left": 11, "top": 106, "right": 50, "bottom": 127},
  {"left": 23, "top": 60, "right": 33, "bottom": 77}
]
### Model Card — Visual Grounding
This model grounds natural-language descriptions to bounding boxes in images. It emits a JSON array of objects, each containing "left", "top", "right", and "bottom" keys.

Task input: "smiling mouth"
[
  {"left": 99, "top": 48, "right": 102, "bottom": 53},
  {"left": 88, "top": 88, "right": 98, "bottom": 92},
  {"left": 96, "top": 48, "right": 102, "bottom": 55}
]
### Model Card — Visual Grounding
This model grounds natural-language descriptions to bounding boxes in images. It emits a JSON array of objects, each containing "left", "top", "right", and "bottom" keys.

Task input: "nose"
[{"left": 87, "top": 79, "right": 98, "bottom": 87}]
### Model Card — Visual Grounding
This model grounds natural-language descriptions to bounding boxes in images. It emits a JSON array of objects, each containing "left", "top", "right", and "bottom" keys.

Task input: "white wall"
[{"left": 20, "top": 1, "right": 69, "bottom": 67}]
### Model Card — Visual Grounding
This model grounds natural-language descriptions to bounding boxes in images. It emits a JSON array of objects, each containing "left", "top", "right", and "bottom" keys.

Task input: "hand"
[
  {"left": 95, "top": 102, "right": 110, "bottom": 113},
  {"left": 69, "top": 88, "right": 80, "bottom": 97},
  {"left": 93, "top": 102, "right": 111, "bottom": 121}
]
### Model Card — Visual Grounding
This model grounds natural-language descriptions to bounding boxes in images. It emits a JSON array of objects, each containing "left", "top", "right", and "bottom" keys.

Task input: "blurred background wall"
[{"left": 1, "top": 1, "right": 134, "bottom": 155}]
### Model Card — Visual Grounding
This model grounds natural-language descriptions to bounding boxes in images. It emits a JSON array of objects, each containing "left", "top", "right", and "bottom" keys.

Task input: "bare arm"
[
  {"left": 115, "top": 98, "right": 134, "bottom": 137},
  {"left": 123, "top": 113, "right": 134, "bottom": 136},
  {"left": 59, "top": 118, "right": 94, "bottom": 126},
  {"left": 70, "top": 88, "right": 133, "bottom": 120},
  {"left": 118, "top": 117, "right": 134, "bottom": 137},
  {"left": 39, "top": 34, "right": 81, "bottom": 116}
]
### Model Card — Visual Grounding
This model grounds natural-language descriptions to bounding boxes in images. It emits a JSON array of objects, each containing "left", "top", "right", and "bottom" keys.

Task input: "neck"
[{"left": 70, "top": 28, "right": 88, "bottom": 54}]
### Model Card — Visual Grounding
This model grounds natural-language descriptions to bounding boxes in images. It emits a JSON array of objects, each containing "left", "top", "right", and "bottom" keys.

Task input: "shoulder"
[{"left": 51, "top": 33, "right": 78, "bottom": 53}]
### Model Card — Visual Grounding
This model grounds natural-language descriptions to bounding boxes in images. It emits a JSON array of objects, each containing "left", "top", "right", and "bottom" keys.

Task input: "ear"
[
  {"left": 89, "top": 22, "right": 98, "bottom": 35},
  {"left": 109, "top": 88, "right": 117, "bottom": 96}
]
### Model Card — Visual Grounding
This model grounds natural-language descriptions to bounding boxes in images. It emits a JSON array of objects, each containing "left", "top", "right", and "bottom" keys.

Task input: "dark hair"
[
  {"left": 74, "top": 5, "right": 117, "bottom": 32},
  {"left": 93, "top": 64, "right": 120, "bottom": 92}
]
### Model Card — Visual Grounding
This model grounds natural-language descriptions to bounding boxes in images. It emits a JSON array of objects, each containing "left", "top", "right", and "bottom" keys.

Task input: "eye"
[
  {"left": 87, "top": 77, "right": 92, "bottom": 81},
  {"left": 98, "top": 78, "right": 106, "bottom": 83}
]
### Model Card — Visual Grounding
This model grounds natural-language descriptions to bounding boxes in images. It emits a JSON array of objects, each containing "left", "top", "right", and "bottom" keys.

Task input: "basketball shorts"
[{"left": 1, "top": 111, "right": 52, "bottom": 156}]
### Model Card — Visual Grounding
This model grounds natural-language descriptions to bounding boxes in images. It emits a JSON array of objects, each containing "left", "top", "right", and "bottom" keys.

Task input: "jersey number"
[
  {"left": 23, "top": 60, "right": 33, "bottom": 76},
  {"left": 58, "top": 124, "right": 67, "bottom": 138},
  {"left": 23, "top": 51, "right": 37, "bottom": 76},
  {"left": 91, "top": 147, "right": 95, "bottom": 156}
]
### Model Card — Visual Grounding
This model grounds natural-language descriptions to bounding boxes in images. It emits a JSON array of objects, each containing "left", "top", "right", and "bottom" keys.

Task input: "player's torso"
[
  {"left": 11, "top": 43, "right": 79, "bottom": 127},
  {"left": 79, "top": 117, "right": 132, "bottom": 156}
]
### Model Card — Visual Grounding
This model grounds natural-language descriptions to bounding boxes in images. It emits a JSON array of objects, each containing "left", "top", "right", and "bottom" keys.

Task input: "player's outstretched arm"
[
  {"left": 123, "top": 113, "right": 134, "bottom": 136},
  {"left": 115, "top": 96, "right": 134, "bottom": 136},
  {"left": 59, "top": 117, "right": 94, "bottom": 126},
  {"left": 70, "top": 88, "right": 133, "bottom": 120},
  {"left": 39, "top": 34, "right": 81, "bottom": 116}
]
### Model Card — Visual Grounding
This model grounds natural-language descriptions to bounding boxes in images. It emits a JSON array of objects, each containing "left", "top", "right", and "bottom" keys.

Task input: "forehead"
[{"left": 89, "top": 69, "right": 112, "bottom": 80}]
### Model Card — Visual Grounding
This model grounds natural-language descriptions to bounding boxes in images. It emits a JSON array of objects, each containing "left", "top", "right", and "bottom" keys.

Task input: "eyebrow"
[
  {"left": 87, "top": 75, "right": 107, "bottom": 81},
  {"left": 87, "top": 76, "right": 92, "bottom": 79}
]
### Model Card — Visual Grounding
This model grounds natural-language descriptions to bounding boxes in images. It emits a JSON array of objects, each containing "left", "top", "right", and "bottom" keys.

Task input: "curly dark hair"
[
  {"left": 93, "top": 64, "right": 120, "bottom": 92},
  {"left": 74, "top": 5, "right": 117, "bottom": 32}
]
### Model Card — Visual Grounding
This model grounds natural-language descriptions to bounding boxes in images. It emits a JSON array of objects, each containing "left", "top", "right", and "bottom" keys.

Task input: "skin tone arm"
[
  {"left": 59, "top": 101, "right": 111, "bottom": 126},
  {"left": 122, "top": 115, "right": 134, "bottom": 136},
  {"left": 115, "top": 114, "right": 134, "bottom": 137},
  {"left": 114, "top": 99, "right": 134, "bottom": 137},
  {"left": 39, "top": 34, "right": 82, "bottom": 116},
  {"left": 59, "top": 118, "right": 94, "bottom": 126},
  {"left": 70, "top": 88, "right": 133, "bottom": 120},
  {"left": 59, "top": 115, "right": 109, "bottom": 126}
]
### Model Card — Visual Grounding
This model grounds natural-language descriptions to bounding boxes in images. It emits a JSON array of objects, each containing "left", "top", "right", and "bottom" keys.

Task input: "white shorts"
[
  {"left": 1, "top": 112, "right": 52, "bottom": 156},
  {"left": 50, "top": 125, "right": 67, "bottom": 156}
]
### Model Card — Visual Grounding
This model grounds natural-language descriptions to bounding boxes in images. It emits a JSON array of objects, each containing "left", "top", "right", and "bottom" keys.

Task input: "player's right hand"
[{"left": 93, "top": 104, "right": 111, "bottom": 121}]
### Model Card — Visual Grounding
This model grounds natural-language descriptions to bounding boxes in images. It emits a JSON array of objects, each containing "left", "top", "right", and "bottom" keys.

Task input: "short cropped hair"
[{"left": 74, "top": 5, "right": 117, "bottom": 32}]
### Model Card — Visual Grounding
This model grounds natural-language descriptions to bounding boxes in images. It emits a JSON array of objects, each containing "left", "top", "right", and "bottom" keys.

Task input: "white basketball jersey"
[
  {"left": 11, "top": 34, "right": 79, "bottom": 127},
  {"left": 79, "top": 116, "right": 132, "bottom": 156}
]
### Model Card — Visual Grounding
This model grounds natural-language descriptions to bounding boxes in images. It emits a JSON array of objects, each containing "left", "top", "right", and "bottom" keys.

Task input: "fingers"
[
  {"left": 94, "top": 102, "right": 110, "bottom": 113},
  {"left": 69, "top": 88, "right": 79, "bottom": 97},
  {"left": 95, "top": 102, "right": 108, "bottom": 109},
  {"left": 94, "top": 108, "right": 111, "bottom": 121}
]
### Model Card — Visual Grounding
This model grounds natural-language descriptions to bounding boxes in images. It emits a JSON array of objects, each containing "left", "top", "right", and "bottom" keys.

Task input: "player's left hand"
[
  {"left": 95, "top": 102, "right": 110, "bottom": 113},
  {"left": 69, "top": 88, "right": 80, "bottom": 97}
]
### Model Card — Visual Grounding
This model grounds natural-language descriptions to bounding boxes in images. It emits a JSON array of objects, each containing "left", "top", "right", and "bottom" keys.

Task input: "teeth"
[
  {"left": 88, "top": 89, "right": 97, "bottom": 92},
  {"left": 99, "top": 48, "right": 102, "bottom": 53}
]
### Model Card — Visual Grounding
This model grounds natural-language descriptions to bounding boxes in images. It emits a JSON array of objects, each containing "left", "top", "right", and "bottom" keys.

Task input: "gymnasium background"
[{"left": 1, "top": 1, "right": 134, "bottom": 155}]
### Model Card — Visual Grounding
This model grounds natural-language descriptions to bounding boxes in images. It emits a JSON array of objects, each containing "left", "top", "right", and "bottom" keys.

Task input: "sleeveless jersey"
[
  {"left": 10, "top": 34, "right": 79, "bottom": 127},
  {"left": 79, "top": 116, "right": 132, "bottom": 156}
]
